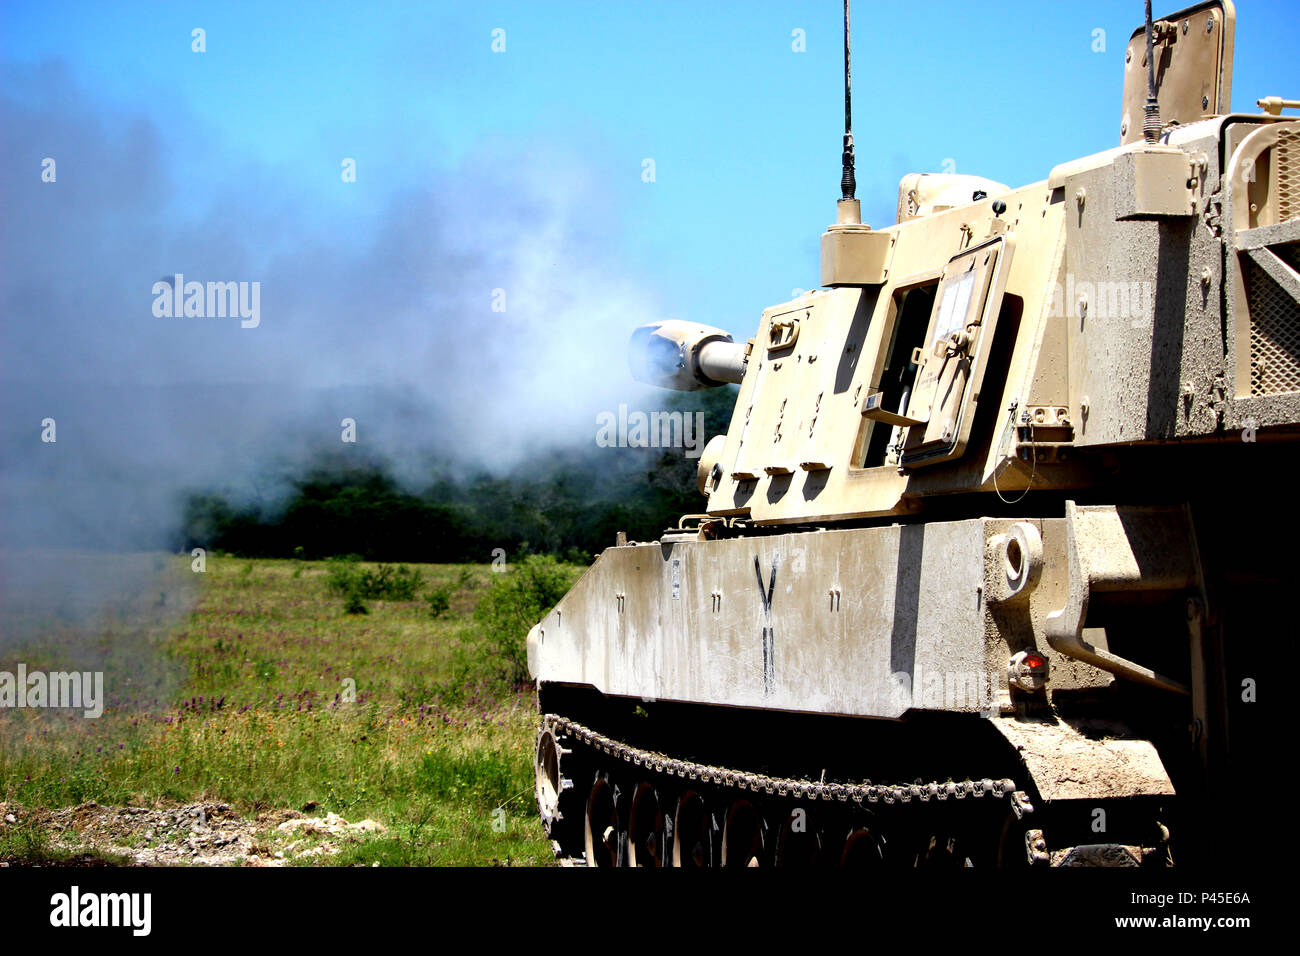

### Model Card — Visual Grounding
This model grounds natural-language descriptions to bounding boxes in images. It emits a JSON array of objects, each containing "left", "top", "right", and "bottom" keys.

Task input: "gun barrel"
[
  {"left": 629, "top": 321, "right": 746, "bottom": 391},
  {"left": 696, "top": 340, "right": 746, "bottom": 385}
]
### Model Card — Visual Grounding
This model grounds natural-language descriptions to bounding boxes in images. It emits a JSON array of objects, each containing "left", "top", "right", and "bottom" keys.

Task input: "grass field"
[{"left": 0, "top": 554, "right": 576, "bottom": 866}]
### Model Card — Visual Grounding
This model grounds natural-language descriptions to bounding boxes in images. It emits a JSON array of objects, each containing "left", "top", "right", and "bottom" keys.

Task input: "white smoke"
[{"left": 0, "top": 59, "right": 661, "bottom": 647}]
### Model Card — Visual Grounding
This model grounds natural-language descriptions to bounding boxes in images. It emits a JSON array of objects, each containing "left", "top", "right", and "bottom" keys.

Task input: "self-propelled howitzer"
[{"left": 530, "top": 0, "right": 1293, "bottom": 867}]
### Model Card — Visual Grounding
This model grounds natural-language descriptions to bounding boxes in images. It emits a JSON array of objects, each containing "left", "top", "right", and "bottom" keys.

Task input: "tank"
[{"left": 529, "top": 0, "right": 1294, "bottom": 867}]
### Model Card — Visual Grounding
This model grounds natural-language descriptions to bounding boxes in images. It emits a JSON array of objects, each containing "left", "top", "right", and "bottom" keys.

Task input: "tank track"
[{"left": 537, "top": 713, "right": 1037, "bottom": 867}]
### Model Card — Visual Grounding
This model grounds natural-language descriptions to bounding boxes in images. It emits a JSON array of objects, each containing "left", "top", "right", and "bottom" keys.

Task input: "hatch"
[{"left": 899, "top": 235, "right": 1014, "bottom": 467}]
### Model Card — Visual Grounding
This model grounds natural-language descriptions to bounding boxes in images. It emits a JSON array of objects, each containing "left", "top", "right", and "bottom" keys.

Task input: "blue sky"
[
  {"left": 1, "top": 0, "right": 1297, "bottom": 557},
  {"left": 4, "top": 0, "right": 1298, "bottom": 337}
]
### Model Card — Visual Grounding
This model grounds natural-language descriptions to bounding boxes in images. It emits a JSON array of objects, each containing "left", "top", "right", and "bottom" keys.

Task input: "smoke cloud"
[{"left": 0, "top": 59, "right": 661, "bottom": 650}]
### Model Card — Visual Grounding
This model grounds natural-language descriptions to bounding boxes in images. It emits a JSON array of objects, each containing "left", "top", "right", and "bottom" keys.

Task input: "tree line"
[{"left": 180, "top": 387, "right": 736, "bottom": 564}]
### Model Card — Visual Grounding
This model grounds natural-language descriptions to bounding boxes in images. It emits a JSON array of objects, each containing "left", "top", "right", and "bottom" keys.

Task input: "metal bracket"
[{"left": 1044, "top": 502, "right": 1194, "bottom": 694}]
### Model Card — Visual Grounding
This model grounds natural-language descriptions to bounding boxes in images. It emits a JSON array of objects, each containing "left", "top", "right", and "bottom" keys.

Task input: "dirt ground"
[{"left": 0, "top": 800, "right": 387, "bottom": 867}]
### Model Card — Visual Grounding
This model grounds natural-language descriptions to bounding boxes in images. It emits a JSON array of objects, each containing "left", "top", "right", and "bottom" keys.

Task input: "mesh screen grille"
[
  {"left": 1278, "top": 126, "right": 1299, "bottom": 223},
  {"left": 1246, "top": 245, "right": 1300, "bottom": 395}
]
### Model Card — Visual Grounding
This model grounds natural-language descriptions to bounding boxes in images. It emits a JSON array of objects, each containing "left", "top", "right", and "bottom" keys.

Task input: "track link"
[{"left": 537, "top": 713, "right": 1036, "bottom": 867}]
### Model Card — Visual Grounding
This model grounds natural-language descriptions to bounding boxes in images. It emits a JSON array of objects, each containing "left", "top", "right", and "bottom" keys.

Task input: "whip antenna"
[
  {"left": 840, "top": 0, "right": 856, "bottom": 201},
  {"left": 1142, "top": 0, "right": 1163, "bottom": 143}
]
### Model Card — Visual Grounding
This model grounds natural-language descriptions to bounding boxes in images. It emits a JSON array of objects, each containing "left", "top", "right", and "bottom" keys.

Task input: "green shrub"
[
  {"left": 426, "top": 586, "right": 451, "bottom": 618},
  {"left": 359, "top": 564, "right": 422, "bottom": 601},
  {"left": 327, "top": 557, "right": 422, "bottom": 605},
  {"left": 473, "top": 555, "right": 579, "bottom": 684},
  {"left": 562, "top": 546, "right": 590, "bottom": 565},
  {"left": 326, "top": 557, "right": 362, "bottom": 596}
]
